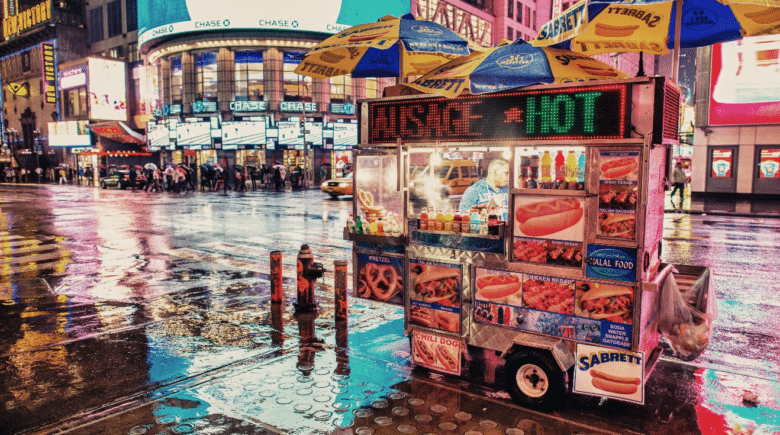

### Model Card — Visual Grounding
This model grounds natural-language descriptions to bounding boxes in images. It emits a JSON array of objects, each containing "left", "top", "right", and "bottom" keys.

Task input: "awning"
[
  {"left": 75, "top": 150, "right": 152, "bottom": 157},
  {"left": 89, "top": 121, "right": 146, "bottom": 145}
]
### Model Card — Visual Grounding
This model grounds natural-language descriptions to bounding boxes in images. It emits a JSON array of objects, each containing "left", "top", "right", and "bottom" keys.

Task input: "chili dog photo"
[
  {"left": 600, "top": 156, "right": 638, "bottom": 180},
  {"left": 598, "top": 212, "right": 636, "bottom": 239},
  {"left": 590, "top": 369, "right": 641, "bottom": 395},
  {"left": 576, "top": 282, "right": 634, "bottom": 324},
  {"left": 515, "top": 197, "right": 584, "bottom": 238},
  {"left": 412, "top": 331, "right": 462, "bottom": 375},
  {"left": 436, "top": 344, "right": 458, "bottom": 371},
  {"left": 475, "top": 273, "right": 522, "bottom": 301},
  {"left": 412, "top": 336, "right": 437, "bottom": 365}
]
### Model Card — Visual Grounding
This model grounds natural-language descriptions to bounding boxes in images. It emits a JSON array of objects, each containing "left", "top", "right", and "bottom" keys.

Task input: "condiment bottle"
[
  {"left": 461, "top": 212, "right": 470, "bottom": 233},
  {"left": 470, "top": 211, "right": 480, "bottom": 234},
  {"left": 479, "top": 209, "right": 488, "bottom": 235},
  {"left": 444, "top": 210, "right": 454, "bottom": 232},
  {"left": 540, "top": 151, "right": 552, "bottom": 182},
  {"left": 452, "top": 211, "right": 461, "bottom": 233},
  {"left": 419, "top": 208, "right": 428, "bottom": 230},
  {"left": 435, "top": 209, "right": 445, "bottom": 231},
  {"left": 376, "top": 218, "right": 384, "bottom": 235},
  {"left": 488, "top": 207, "right": 499, "bottom": 236}
]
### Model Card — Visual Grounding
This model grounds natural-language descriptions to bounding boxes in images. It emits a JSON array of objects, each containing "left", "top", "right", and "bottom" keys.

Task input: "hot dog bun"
[
  {"left": 516, "top": 198, "right": 583, "bottom": 237},
  {"left": 476, "top": 274, "right": 522, "bottom": 300},
  {"left": 600, "top": 157, "right": 638, "bottom": 179},
  {"left": 594, "top": 24, "right": 640, "bottom": 37},
  {"left": 435, "top": 344, "right": 458, "bottom": 371},
  {"left": 590, "top": 369, "right": 640, "bottom": 394}
]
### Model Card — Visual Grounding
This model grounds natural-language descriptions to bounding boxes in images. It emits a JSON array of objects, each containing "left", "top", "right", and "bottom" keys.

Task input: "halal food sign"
[{"left": 367, "top": 84, "right": 628, "bottom": 144}]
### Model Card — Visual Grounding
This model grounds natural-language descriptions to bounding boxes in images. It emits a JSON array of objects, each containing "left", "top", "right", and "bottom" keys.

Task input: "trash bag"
[{"left": 658, "top": 268, "right": 716, "bottom": 361}]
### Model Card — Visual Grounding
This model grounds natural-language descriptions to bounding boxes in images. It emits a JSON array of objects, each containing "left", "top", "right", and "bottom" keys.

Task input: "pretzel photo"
[{"left": 358, "top": 263, "right": 403, "bottom": 301}]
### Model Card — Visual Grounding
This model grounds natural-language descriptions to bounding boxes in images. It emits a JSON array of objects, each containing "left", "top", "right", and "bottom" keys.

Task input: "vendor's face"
[{"left": 493, "top": 167, "right": 509, "bottom": 187}]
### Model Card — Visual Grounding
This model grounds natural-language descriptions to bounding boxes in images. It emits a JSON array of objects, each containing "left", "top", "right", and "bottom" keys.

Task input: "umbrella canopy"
[
  {"left": 531, "top": 0, "right": 780, "bottom": 57},
  {"left": 144, "top": 163, "right": 158, "bottom": 171},
  {"left": 406, "top": 40, "right": 629, "bottom": 98},
  {"left": 294, "top": 14, "right": 472, "bottom": 79}
]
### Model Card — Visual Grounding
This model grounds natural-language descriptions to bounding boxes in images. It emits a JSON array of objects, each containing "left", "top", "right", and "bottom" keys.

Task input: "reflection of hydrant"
[{"left": 295, "top": 244, "right": 324, "bottom": 313}]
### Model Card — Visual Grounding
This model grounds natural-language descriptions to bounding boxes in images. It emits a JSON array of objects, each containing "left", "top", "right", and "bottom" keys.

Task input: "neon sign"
[{"left": 367, "top": 84, "right": 629, "bottom": 143}]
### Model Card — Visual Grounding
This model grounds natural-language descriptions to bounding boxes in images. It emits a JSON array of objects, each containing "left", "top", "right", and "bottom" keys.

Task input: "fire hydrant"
[{"left": 295, "top": 244, "right": 324, "bottom": 313}]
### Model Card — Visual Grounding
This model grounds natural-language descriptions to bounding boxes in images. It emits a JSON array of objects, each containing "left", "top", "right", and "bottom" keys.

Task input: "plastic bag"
[{"left": 658, "top": 268, "right": 716, "bottom": 360}]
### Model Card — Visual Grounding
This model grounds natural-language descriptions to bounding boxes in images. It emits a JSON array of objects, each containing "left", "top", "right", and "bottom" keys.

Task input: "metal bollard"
[
  {"left": 295, "top": 244, "right": 324, "bottom": 313},
  {"left": 334, "top": 260, "right": 348, "bottom": 320},
  {"left": 270, "top": 250, "right": 283, "bottom": 303}
]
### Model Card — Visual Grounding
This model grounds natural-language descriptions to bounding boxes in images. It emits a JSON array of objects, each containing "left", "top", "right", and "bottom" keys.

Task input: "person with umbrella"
[
  {"left": 248, "top": 165, "right": 258, "bottom": 190},
  {"left": 234, "top": 165, "right": 246, "bottom": 191}
]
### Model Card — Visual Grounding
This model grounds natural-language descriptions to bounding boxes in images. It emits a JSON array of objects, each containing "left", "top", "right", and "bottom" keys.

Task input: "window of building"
[
  {"left": 63, "top": 87, "right": 88, "bottom": 117},
  {"left": 108, "top": 46, "right": 124, "bottom": 59},
  {"left": 507, "top": 2, "right": 513, "bottom": 18},
  {"left": 127, "top": 42, "right": 140, "bottom": 63},
  {"left": 170, "top": 56, "right": 183, "bottom": 106},
  {"left": 89, "top": 7, "right": 103, "bottom": 43},
  {"left": 364, "top": 78, "right": 379, "bottom": 99},
  {"left": 195, "top": 52, "right": 218, "bottom": 103},
  {"left": 525, "top": 6, "right": 531, "bottom": 26},
  {"left": 107, "top": 0, "right": 122, "bottom": 37},
  {"left": 330, "top": 76, "right": 352, "bottom": 104},
  {"left": 234, "top": 50, "right": 263, "bottom": 101},
  {"left": 283, "top": 52, "right": 311, "bottom": 102},
  {"left": 516, "top": 1, "right": 522, "bottom": 23},
  {"left": 126, "top": 0, "right": 137, "bottom": 32},
  {"left": 507, "top": 27, "right": 513, "bottom": 40}
]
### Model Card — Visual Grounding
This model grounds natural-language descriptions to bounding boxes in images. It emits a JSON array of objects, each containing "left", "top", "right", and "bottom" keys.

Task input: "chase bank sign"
[{"left": 280, "top": 101, "right": 317, "bottom": 112}]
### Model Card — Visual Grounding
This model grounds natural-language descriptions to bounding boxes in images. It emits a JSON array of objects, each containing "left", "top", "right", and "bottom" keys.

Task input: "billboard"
[
  {"left": 48, "top": 121, "right": 91, "bottom": 147},
  {"left": 2, "top": 0, "right": 51, "bottom": 41},
  {"left": 709, "top": 35, "right": 780, "bottom": 126},
  {"left": 137, "top": 0, "right": 411, "bottom": 49},
  {"left": 88, "top": 58, "right": 127, "bottom": 121},
  {"left": 222, "top": 120, "right": 267, "bottom": 148},
  {"left": 176, "top": 121, "right": 211, "bottom": 146}
]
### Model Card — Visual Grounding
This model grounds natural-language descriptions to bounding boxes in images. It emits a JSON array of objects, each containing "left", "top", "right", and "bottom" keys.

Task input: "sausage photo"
[
  {"left": 435, "top": 344, "right": 458, "bottom": 371},
  {"left": 599, "top": 213, "right": 636, "bottom": 239},
  {"left": 577, "top": 283, "right": 634, "bottom": 324},
  {"left": 413, "top": 339, "right": 437, "bottom": 365},
  {"left": 410, "top": 306, "right": 435, "bottom": 328},
  {"left": 515, "top": 198, "right": 583, "bottom": 237},
  {"left": 475, "top": 274, "right": 522, "bottom": 300},
  {"left": 590, "top": 369, "right": 641, "bottom": 395},
  {"left": 600, "top": 157, "right": 638, "bottom": 179}
]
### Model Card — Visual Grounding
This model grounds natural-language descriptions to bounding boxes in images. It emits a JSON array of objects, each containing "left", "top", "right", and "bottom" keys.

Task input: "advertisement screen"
[
  {"left": 48, "top": 121, "right": 91, "bottom": 147},
  {"left": 759, "top": 149, "right": 780, "bottom": 179},
  {"left": 711, "top": 149, "right": 733, "bottom": 178},
  {"left": 333, "top": 122, "right": 357, "bottom": 147},
  {"left": 148, "top": 124, "right": 170, "bottom": 149},
  {"left": 176, "top": 122, "right": 211, "bottom": 146},
  {"left": 221, "top": 121, "right": 267, "bottom": 147},
  {"left": 137, "top": 0, "right": 411, "bottom": 49},
  {"left": 709, "top": 35, "right": 780, "bottom": 126},
  {"left": 88, "top": 58, "right": 127, "bottom": 121}
]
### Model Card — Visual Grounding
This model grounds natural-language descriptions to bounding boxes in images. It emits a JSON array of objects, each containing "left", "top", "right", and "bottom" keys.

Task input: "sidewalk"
[{"left": 664, "top": 190, "right": 780, "bottom": 218}]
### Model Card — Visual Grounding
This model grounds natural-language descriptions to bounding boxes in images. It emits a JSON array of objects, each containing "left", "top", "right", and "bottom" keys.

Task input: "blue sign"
[{"left": 585, "top": 245, "right": 637, "bottom": 282}]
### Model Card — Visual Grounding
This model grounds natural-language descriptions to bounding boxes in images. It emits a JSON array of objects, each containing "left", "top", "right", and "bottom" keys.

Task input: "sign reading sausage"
[{"left": 574, "top": 344, "right": 645, "bottom": 404}]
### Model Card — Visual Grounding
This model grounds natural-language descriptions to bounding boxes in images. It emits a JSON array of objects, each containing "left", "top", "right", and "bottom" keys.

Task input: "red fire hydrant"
[{"left": 295, "top": 244, "right": 324, "bottom": 313}]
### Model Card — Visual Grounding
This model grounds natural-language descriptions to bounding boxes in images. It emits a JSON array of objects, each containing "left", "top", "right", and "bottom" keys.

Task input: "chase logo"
[
  {"left": 412, "top": 25, "right": 443, "bottom": 36},
  {"left": 497, "top": 54, "right": 534, "bottom": 69},
  {"left": 682, "top": 8, "right": 717, "bottom": 31}
]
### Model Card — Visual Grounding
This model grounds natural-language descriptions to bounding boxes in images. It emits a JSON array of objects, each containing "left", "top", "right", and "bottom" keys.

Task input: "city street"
[{"left": 1, "top": 184, "right": 778, "bottom": 435}]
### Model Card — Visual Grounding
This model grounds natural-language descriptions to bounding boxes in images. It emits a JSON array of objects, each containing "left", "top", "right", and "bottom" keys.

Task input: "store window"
[
  {"left": 516, "top": 1, "right": 522, "bottom": 23},
  {"left": 127, "top": 42, "right": 140, "bottom": 63},
  {"left": 235, "top": 50, "right": 264, "bottom": 101},
  {"left": 89, "top": 8, "right": 103, "bottom": 43},
  {"left": 63, "top": 88, "right": 88, "bottom": 117},
  {"left": 170, "top": 56, "right": 183, "bottom": 106},
  {"left": 126, "top": 0, "right": 137, "bottom": 32},
  {"left": 330, "top": 76, "right": 352, "bottom": 104},
  {"left": 283, "top": 52, "right": 311, "bottom": 102},
  {"left": 107, "top": 0, "right": 122, "bottom": 37},
  {"left": 195, "top": 51, "right": 218, "bottom": 103}
]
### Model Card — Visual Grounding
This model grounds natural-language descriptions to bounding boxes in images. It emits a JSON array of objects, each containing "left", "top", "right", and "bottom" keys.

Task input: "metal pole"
[
  {"left": 270, "top": 250, "right": 283, "bottom": 303},
  {"left": 672, "top": 0, "right": 683, "bottom": 83},
  {"left": 334, "top": 260, "right": 348, "bottom": 320}
]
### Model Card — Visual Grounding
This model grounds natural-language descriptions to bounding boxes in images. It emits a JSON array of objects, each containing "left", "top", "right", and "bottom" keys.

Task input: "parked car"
[
  {"left": 321, "top": 172, "right": 353, "bottom": 198},
  {"left": 100, "top": 170, "right": 146, "bottom": 189},
  {"left": 409, "top": 159, "right": 479, "bottom": 201}
]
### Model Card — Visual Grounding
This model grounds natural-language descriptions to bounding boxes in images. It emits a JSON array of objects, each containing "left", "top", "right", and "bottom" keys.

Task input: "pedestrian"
[
  {"left": 214, "top": 168, "right": 225, "bottom": 191},
  {"left": 59, "top": 168, "right": 67, "bottom": 185},
  {"left": 279, "top": 165, "right": 287, "bottom": 189},
  {"left": 20, "top": 168, "right": 27, "bottom": 183},
  {"left": 249, "top": 166, "right": 258, "bottom": 190},
  {"left": 35, "top": 167, "right": 43, "bottom": 183},
  {"left": 128, "top": 166, "right": 137, "bottom": 191},
  {"left": 273, "top": 166, "right": 282, "bottom": 190},
  {"left": 235, "top": 168, "right": 246, "bottom": 191},
  {"left": 150, "top": 168, "right": 162, "bottom": 192},
  {"left": 84, "top": 167, "right": 93, "bottom": 186},
  {"left": 670, "top": 161, "right": 687, "bottom": 210}
]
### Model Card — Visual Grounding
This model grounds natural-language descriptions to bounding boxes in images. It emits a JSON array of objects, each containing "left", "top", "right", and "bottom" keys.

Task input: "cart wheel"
[{"left": 504, "top": 350, "right": 565, "bottom": 409}]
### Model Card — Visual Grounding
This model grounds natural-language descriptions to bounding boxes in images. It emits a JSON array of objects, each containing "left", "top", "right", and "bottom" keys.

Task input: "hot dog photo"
[
  {"left": 599, "top": 152, "right": 639, "bottom": 181},
  {"left": 475, "top": 269, "right": 523, "bottom": 303},
  {"left": 514, "top": 196, "right": 585, "bottom": 240},
  {"left": 412, "top": 330, "right": 462, "bottom": 375},
  {"left": 574, "top": 344, "right": 644, "bottom": 403},
  {"left": 410, "top": 261, "right": 461, "bottom": 308},
  {"left": 598, "top": 212, "right": 636, "bottom": 239}
]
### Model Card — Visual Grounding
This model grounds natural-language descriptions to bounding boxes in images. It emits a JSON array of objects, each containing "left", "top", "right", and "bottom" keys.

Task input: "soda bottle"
[
  {"left": 565, "top": 151, "right": 578, "bottom": 183},
  {"left": 369, "top": 219, "right": 378, "bottom": 235},
  {"left": 348, "top": 213, "right": 356, "bottom": 233},
  {"left": 555, "top": 150, "right": 566, "bottom": 182},
  {"left": 428, "top": 208, "right": 437, "bottom": 231},
  {"left": 354, "top": 215, "right": 364, "bottom": 234},
  {"left": 488, "top": 207, "right": 500, "bottom": 236},
  {"left": 577, "top": 152, "right": 586, "bottom": 183},
  {"left": 540, "top": 151, "right": 552, "bottom": 182},
  {"left": 452, "top": 211, "right": 461, "bottom": 233},
  {"left": 419, "top": 208, "right": 428, "bottom": 230},
  {"left": 479, "top": 209, "right": 488, "bottom": 235},
  {"left": 470, "top": 211, "right": 480, "bottom": 234},
  {"left": 444, "top": 210, "right": 454, "bottom": 232},
  {"left": 435, "top": 209, "right": 445, "bottom": 231}
]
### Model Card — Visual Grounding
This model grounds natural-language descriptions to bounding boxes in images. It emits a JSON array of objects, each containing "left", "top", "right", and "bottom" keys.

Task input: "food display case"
[{"left": 345, "top": 77, "right": 715, "bottom": 408}]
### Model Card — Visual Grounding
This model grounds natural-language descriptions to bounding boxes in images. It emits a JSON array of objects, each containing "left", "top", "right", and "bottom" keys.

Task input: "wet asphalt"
[{"left": 0, "top": 183, "right": 778, "bottom": 435}]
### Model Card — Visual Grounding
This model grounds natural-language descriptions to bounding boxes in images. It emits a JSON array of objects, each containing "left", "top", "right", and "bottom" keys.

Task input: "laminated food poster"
[
  {"left": 411, "top": 329, "right": 462, "bottom": 375},
  {"left": 574, "top": 344, "right": 645, "bottom": 404},
  {"left": 512, "top": 195, "right": 584, "bottom": 267},
  {"left": 474, "top": 267, "right": 633, "bottom": 349},
  {"left": 356, "top": 253, "right": 403, "bottom": 305},
  {"left": 409, "top": 259, "right": 461, "bottom": 334},
  {"left": 598, "top": 151, "right": 639, "bottom": 239}
]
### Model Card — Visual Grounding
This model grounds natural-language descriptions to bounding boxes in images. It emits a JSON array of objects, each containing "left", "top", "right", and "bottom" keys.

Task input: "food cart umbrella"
[
  {"left": 406, "top": 39, "right": 629, "bottom": 98},
  {"left": 530, "top": 0, "right": 780, "bottom": 81},
  {"left": 294, "top": 14, "right": 472, "bottom": 79}
]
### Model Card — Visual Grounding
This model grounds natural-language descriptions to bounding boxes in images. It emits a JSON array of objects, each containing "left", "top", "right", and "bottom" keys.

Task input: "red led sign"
[{"left": 367, "top": 84, "right": 629, "bottom": 143}]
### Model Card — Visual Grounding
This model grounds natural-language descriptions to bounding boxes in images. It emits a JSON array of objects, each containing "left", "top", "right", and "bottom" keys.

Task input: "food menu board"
[
  {"left": 409, "top": 259, "right": 462, "bottom": 334},
  {"left": 512, "top": 196, "right": 585, "bottom": 268},
  {"left": 356, "top": 253, "right": 403, "bottom": 305},
  {"left": 516, "top": 147, "right": 586, "bottom": 190},
  {"left": 598, "top": 151, "right": 639, "bottom": 239},
  {"left": 474, "top": 267, "right": 633, "bottom": 349}
]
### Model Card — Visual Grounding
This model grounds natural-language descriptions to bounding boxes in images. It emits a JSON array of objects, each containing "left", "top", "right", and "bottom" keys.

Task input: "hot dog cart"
[{"left": 345, "top": 76, "right": 715, "bottom": 408}]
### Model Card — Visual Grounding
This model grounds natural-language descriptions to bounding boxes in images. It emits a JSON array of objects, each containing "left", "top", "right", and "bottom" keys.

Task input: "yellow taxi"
[{"left": 321, "top": 172, "right": 353, "bottom": 198}]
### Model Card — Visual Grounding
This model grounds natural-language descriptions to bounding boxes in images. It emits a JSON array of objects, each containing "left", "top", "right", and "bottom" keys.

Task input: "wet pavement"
[
  {"left": 1, "top": 183, "right": 779, "bottom": 435},
  {"left": 664, "top": 189, "right": 780, "bottom": 218}
]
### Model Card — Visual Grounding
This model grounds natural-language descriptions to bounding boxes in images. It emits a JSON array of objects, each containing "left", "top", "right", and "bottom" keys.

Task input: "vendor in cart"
[{"left": 458, "top": 158, "right": 509, "bottom": 213}]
